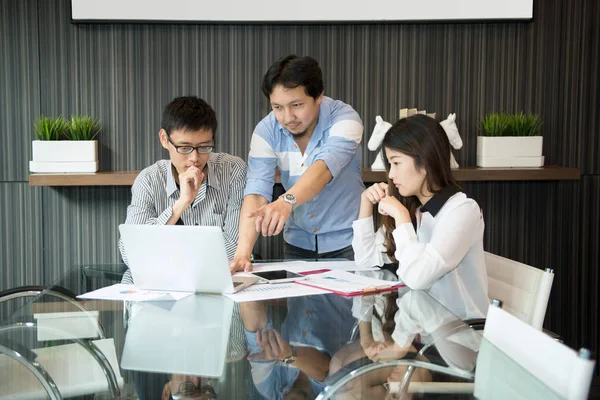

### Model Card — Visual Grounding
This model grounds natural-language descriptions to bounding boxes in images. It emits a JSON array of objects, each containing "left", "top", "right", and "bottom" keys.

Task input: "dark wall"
[{"left": 1, "top": 0, "right": 598, "bottom": 381}]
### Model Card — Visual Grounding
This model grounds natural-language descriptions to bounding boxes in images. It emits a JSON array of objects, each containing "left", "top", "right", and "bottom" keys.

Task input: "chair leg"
[{"left": 397, "top": 344, "right": 434, "bottom": 395}]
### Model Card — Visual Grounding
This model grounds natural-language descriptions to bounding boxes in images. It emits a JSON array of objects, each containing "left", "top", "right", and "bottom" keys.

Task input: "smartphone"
[{"left": 250, "top": 270, "right": 306, "bottom": 284}]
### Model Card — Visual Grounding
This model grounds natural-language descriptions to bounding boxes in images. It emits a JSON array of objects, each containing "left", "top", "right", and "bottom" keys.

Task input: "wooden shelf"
[
  {"left": 29, "top": 171, "right": 140, "bottom": 186},
  {"left": 447, "top": 166, "right": 580, "bottom": 182},
  {"left": 356, "top": 166, "right": 579, "bottom": 182},
  {"left": 29, "top": 166, "right": 580, "bottom": 187}
]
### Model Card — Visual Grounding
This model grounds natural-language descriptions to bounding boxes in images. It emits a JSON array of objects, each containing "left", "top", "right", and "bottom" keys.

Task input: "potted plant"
[
  {"left": 30, "top": 115, "right": 101, "bottom": 173},
  {"left": 477, "top": 112, "right": 544, "bottom": 167}
]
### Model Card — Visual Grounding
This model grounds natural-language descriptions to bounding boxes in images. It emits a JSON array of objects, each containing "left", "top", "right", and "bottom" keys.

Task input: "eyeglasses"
[
  {"left": 167, "top": 135, "right": 214, "bottom": 155},
  {"left": 172, "top": 381, "right": 217, "bottom": 400}
]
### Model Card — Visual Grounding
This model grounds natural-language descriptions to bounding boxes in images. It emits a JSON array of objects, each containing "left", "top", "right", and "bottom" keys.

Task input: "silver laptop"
[
  {"left": 121, "top": 294, "right": 233, "bottom": 377},
  {"left": 118, "top": 224, "right": 258, "bottom": 294}
]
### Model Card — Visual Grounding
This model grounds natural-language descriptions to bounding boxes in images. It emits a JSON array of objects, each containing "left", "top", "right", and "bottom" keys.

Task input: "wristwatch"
[
  {"left": 282, "top": 345, "right": 298, "bottom": 364},
  {"left": 279, "top": 193, "right": 298, "bottom": 210}
]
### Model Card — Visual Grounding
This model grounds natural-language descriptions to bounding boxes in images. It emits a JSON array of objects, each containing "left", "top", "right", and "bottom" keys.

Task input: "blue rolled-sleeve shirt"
[{"left": 244, "top": 96, "right": 365, "bottom": 253}]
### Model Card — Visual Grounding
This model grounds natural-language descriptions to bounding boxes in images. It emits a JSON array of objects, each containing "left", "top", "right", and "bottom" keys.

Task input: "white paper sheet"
[
  {"left": 299, "top": 270, "right": 404, "bottom": 294},
  {"left": 250, "top": 260, "right": 377, "bottom": 273},
  {"left": 77, "top": 284, "right": 193, "bottom": 302},
  {"left": 224, "top": 282, "right": 329, "bottom": 302}
]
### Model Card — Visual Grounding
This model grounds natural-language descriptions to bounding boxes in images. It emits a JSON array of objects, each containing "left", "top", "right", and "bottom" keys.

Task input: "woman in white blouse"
[
  {"left": 353, "top": 114, "right": 488, "bottom": 361},
  {"left": 328, "top": 115, "right": 489, "bottom": 398}
]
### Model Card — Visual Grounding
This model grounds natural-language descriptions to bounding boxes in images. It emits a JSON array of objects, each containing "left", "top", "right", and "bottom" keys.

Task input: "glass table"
[{"left": 0, "top": 264, "right": 564, "bottom": 399}]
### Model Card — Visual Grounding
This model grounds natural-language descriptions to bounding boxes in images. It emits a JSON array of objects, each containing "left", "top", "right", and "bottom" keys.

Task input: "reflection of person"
[
  {"left": 331, "top": 290, "right": 480, "bottom": 400},
  {"left": 391, "top": 290, "right": 480, "bottom": 369},
  {"left": 230, "top": 55, "right": 364, "bottom": 272},
  {"left": 241, "top": 295, "right": 355, "bottom": 400},
  {"left": 161, "top": 375, "right": 217, "bottom": 400},
  {"left": 119, "top": 96, "right": 247, "bottom": 283}
]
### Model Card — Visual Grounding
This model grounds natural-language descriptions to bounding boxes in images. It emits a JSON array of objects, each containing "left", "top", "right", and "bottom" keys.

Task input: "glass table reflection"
[{"left": 0, "top": 263, "right": 565, "bottom": 399}]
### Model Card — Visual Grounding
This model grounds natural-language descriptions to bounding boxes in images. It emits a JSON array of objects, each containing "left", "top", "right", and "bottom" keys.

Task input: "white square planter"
[
  {"left": 477, "top": 136, "right": 544, "bottom": 167},
  {"left": 30, "top": 140, "right": 99, "bottom": 172},
  {"left": 477, "top": 156, "right": 545, "bottom": 168},
  {"left": 32, "top": 140, "right": 98, "bottom": 162},
  {"left": 29, "top": 161, "right": 99, "bottom": 172}
]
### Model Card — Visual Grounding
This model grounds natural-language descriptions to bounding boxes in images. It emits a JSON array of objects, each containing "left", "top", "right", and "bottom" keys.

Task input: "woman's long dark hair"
[{"left": 380, "top": 114, "right": 460, "bottom": 263}]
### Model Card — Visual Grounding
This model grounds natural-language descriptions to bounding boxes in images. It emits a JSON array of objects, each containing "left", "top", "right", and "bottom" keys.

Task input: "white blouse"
[{"left": 352, "top": 192, "right": 489, "bottom": 321}]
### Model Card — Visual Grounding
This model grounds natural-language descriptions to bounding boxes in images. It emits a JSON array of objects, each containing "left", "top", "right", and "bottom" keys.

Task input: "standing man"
[
  {"left": 120, "top": 96, "right": 247, "bottom": 284},
  {"left": 231, "top": 55, "right": 364, "bottom": 272}
]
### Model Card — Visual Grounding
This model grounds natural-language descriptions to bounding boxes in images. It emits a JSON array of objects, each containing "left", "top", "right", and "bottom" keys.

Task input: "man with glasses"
[{"left": 119, "top": 96, "right": 247, "bottom": 284}]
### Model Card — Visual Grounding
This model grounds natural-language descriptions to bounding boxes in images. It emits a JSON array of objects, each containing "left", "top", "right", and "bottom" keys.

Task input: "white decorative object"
[
  {"left": 368, "top": 116, "right": 393, "bottom": 170},
  {"left": 368, "top": 113, "right": 463, "bottom": 170},
  {"left": 477, "top": 136, "right": 544, "bottom": 167},
  {"left": 439, "top": 113, "right": 463, "bottom": 169},
  {"left": 30, "top": 140, "right": 99, "bottom": 172}
]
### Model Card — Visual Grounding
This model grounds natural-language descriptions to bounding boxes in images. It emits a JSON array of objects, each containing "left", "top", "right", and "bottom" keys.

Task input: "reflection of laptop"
[
  {"left": 119, "top": 224, "right": 258, "bottom": 294},
  {"left": 121, "top": 294, "right": 233, "bottom": 377}
]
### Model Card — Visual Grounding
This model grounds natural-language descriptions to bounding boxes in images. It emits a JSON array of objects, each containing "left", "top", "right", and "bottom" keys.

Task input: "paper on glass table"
[
  {"left": 251, "top": 260, "right": 377, "bottom": 273},
  {"left": 298, "top": 270, "right": 405, "bottom": 296},
  {"left": 77, "top": 284, "right": 193, "bottom": 302},
  {"left": 224, "top": 282, "right": 329, "bottom": 303}
]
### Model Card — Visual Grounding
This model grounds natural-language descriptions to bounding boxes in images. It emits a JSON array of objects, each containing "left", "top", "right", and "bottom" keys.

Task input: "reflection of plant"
[
  {"left": 480, "top": 112, "right": 543, "bottom": 137},
  {"left": 67, "top": 116, "right": 102, "bottom": 141},
  {"left": 33, "top": 116, "right": 68, "bottom": 140}
]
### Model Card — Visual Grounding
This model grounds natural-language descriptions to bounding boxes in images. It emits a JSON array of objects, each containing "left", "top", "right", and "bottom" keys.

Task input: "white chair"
[
  {"left": 485, "top": 251, "right": 554, "bottom": 330},
  {"left": 319, "top": 302, "right": 595, "bottom": 400},
  {"left": 0, "top": 286, "right": 123, "bottom": 399},
  {"left": 474, "top": 303, "right": 595, "bottom": 400},
  {"left": 394, "top": 254, "right": 558, "bottom": 394},
  {"left": 0, "top": 335, "right": 123, "bottom": 399}
]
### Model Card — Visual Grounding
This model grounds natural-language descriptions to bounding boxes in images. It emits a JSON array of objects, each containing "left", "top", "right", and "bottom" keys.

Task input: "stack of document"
[{"left": 297, "top": 270, "right": 404, "bottom": 296}]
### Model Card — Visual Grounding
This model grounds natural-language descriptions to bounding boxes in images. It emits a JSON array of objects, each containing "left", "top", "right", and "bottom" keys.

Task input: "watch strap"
[{"left": 283, "top": 345, "right": 297, "bottom": 364}]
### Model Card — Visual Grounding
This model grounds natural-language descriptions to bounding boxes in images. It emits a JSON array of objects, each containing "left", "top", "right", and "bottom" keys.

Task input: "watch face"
[{"left": 284, "top": 193, "right": 296, "bottom": 203}]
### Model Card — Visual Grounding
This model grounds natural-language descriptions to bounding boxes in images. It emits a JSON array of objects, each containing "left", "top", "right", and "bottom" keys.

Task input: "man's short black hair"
[
  {"left": 261, "top": 55, "right": 324, "bottom": 100},
  {"left": 161, "top": 96, "right": 217, "bottom": 136}
]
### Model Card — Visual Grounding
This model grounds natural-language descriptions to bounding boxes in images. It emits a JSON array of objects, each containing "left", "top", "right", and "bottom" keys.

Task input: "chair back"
[
  {"left": 475, "top": 305, "right": 595, "bottom": 400},
  {"left": 485, "top": 252, "right": 553, "bottom": 330},
  {"left": 0, "top": 286, "right": 121, "bottom": 399}
]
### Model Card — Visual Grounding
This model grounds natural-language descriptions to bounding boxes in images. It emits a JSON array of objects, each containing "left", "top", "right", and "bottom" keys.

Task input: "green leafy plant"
[
  {"left": 508, "top": 112, "right": 543, "bottom": 137},
  {"left": 33, "top": 116, "right": 68, "bottom": 140},
  {"left": 66, "top": 115, "right": 102, "bottom": 140},
  {"left": 480, "top": 112, "right": 543, "bottom": 137},
  {"left": 479, "top": 113, "right": 511, "bottom": 137}
]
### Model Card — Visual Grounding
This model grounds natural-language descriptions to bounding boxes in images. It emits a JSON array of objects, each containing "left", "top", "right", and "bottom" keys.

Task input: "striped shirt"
[
  {"left": 244, "top": 96, "right": 365, "bottom": 253},
  {"left": 120, "top": 153, "right": 247, "bottom": 284}
]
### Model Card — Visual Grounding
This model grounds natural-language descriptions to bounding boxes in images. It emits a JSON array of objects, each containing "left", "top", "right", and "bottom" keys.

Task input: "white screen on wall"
[{"left": 71, "top": 0, "right": 533, "bottom": 22}]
